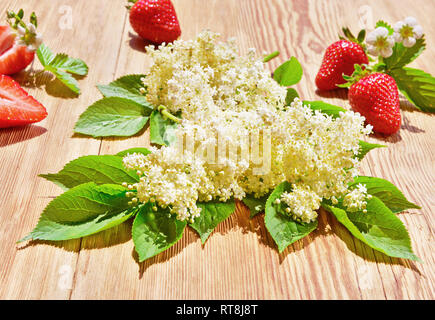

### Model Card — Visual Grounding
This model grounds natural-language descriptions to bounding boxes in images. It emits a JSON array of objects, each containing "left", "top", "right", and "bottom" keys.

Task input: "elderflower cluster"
[
  {"left": 342, "top": 183, "right": 372, "bottom": 213},
  {"left": 124, "top": 31, "right": 372, "bottom": 222}
]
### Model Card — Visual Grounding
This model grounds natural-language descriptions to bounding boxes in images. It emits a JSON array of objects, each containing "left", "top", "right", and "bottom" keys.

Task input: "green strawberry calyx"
[
  {"left": 337, "top": 64, "right": 371, "bottom": 88},
  {"left": 339, "top": 27, "right": 366, "bottom": 48},
  {"left": 126, "top": 0, "right": 139, "bottom": 10}
]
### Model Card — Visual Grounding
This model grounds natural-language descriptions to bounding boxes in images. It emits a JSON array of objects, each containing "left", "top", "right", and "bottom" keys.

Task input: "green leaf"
[
  {"left": 149, "top": 110, "right": 178, "bottom": 146},
  {"left": 39, "top": 155, "right": 139, "bottom": 191},
  {"left": 265, "top": 182, "right": 318, "bottom": 252},
  {"left": 36, "top": 43, "right": 55, "bottom": 67},
  {"left": 242, "top": 193, "right": 269, "bottom": 218},
  {"left": 189, "top": 200, "right": 236, "bottom": 244},
  {"left": 50, "top": 68, "right": 80, "bottom": 95},
  {"left": 19, "top": 183, "right": 135, "bottom": 242},
  {"left": 349, "top": 176, "right": 420, "bottom": 213},
  {"left": 132, "top": 204, "right": 186, "bottom": 262},
  {"left": 97, "top": 74, "right": 152, "bottom": 106},
  {"left": 323, "top": 197, "right": 420, "bottom": 261},
  {"left": 303, "top": 100, "right": 346, "bottom": 118},
  {"left": 273, "top": 57, "right": 303, "bottom": 86},
  {"left": 74, "top": 97, "right": 150, "bottom": 137},
  {"left": 375, "top": 20, "right": 394, "bottom": 35},
  {"left": 36, "top": 43, "right": 88, "bottom": 95},
  {"left": 388, "top": 67, "right": 435, "bottom": 113},
  {"left": 356, "top": 140, "right": 386, "bottom": 161},
  {"left": 285, "top": 88, "right": 299, "bottom": 105},
  {"left": 384, "top": 38, "right": 426, "bottom": 70},
  {"left": 115, "top": 147, "right": 151, "bottom": 157},
  {"left": 49, "top": 53, "right": 89, "bottom": 75},
  {"left": 357, "top": 29, "right": 366, "bottom": 43}
]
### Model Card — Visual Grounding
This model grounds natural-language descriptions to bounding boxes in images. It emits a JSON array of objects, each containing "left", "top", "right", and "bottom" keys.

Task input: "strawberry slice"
[
  {"left": 0, "top": 43, "right": 35, "bottom": 75},
  {"left": 0, "top": 75, "right": 47, "bottom": 128}
]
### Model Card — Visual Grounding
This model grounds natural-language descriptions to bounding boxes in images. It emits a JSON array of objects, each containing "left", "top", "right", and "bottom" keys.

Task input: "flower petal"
[{"left": 403, "top": 37, "right": 416, "bottom": 47}]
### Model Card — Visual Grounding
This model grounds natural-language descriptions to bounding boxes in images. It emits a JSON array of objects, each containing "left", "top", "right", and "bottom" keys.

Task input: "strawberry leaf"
[
  {"left": 36, "top": 43, "right": 88, "bottom": 95},
  {"left": 384, "top": 38, "right": 426, "bottom": 71},
  {"left": 375, "top": 20, "right": 394, "bottom": 35},
  {"left": 388, "top": 67, "right": 435, "bottom": 113}
]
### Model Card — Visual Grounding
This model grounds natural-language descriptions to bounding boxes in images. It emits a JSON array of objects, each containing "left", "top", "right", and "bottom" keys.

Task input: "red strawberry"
[
  {"left": 315, "top": 40, "right": 368, "bottom": 91},
  {"left": 0, "top": 74, "right": 47, "bottom": 128},
  {"left": 348, "top": 73, "right": 401, "bottom": 135},
  {"left": 0, "top": 25, "right": 36, "bottom": 75},
  {"left": 129, "top": 0, "right": 181, "bottom": 44}
]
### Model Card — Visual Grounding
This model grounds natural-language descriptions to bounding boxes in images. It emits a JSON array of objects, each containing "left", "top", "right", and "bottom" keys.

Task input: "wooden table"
[{"left": 0, "top": 0, "right": 434, "bottom": 300}]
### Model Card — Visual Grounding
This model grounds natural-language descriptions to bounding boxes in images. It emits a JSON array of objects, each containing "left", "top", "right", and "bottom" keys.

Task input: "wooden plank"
[
  {"left": 0, "top": 0, "right": 433, "bottom": 299},
  {"left": 0, "top": 0, "right": 127, "bottom": 299}
]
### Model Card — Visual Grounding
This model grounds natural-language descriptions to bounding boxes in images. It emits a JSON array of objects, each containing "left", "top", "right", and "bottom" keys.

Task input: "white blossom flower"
[
  {"left": 393, "top": 17, "right": 424, "bottom": 48},
  {"left": 366, "top": 27, "right": 395, "bottom": 58},
  {"left": 124, "top": 31, "right": 372, "bottom": 222},
  {"left": 342, "top": 184, "right": 372, "bottom": 212}
]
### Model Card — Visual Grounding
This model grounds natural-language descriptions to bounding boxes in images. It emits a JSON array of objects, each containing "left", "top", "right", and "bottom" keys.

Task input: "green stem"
[
  {"left": 158, "top": 105, "right": 181, "bottom": 124},
  {"left": 263, "top": 51, "right": 280, "bottom": 63},
  {"left": 7, "top": 11, "right": 28, "bottom": 32}
]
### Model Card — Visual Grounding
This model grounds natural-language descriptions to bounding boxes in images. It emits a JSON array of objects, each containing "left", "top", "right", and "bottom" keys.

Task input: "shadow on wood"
[{"left": 0, "top": 125, "right": 47, "bottom": 147}]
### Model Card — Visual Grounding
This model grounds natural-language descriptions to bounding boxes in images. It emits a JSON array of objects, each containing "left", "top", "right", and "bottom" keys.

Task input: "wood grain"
[{"left": 0, "top": 0, "right": 434, "bottom": 299}]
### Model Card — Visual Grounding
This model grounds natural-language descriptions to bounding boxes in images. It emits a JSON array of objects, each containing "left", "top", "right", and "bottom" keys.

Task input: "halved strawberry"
[
  {"left": 0, "top": 74, "right": 47, "bottom": 128},
  {"left": 0, "top": 42, "right": 35, "bottom": 75},
  {"left": 0, "top": 25, "right": 16, "bottom": 55},
  {"left": 0, "top": 10, "right": 42, "bottom": 75}
]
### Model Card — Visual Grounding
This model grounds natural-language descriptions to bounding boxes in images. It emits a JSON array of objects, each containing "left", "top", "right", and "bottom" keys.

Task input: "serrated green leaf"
[
  {"left": 132, "top": 203, "right": 186, "bottom": 262},
  {"left": 19, "top": 183, "right": 135, "bottom": 242},
  {"left": 74, "top": 97, "right": 150, "bottom": 137},
  {"left": 350, "top": 176, "right": 420, "bottom": 213},
  {"left": 189, "top": 200, "right": 235, "bottom": 244},
  {"left": 388, "top": 67, "right": 435, "bottom": 113},
  {"left": 116, "top": 148, "right": 151, "bottom": 157},
  {"left": 242, "top": 193, "right": 269, "bottom": 218},
  {"left": 39, "top": 155, "right": 139, "bottom": 191},
  {"left": 384, "top": 38, "right": 426, "bottom": 70},
  {"left": 303, "top": 100, "right": 346, "bottom": 118},
  {"left": 356, "top": 140, "right": 386, "bottom": 161},
  {"left": 97, "top": 74, "right": 151, "bottom": 106},
  {"left": 36, "top": 43, "right": 88, "bottom": 95},
  {"left": 265, "top": 182, "right": 318, "bottom": 252},
  {"left": 323, "top": 197, "right": 420, "bottom": 261},
  {"left": 273, "top": 57, "right": 303, "bottom": 86},
  {"left": 375, "top": 20, "right": 394, "bottom": 35},
  {"left": 285, "top": 88, "right": 299, "bottom": 105},
  {"left": 50, "top": 53, "right": 89, "bottom": 75},
  {"left": 51, "top": 68, "right": 80, "bottom": 95},
  {"left": 36, "top": 43, "right": 55, "bottom": 66},
  {"left": 149, "top": 110, "right": 178, "bottom": 146}
]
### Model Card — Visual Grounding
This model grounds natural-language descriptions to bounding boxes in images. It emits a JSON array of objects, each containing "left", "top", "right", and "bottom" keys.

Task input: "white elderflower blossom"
[
  {"left": 342, "top": 183, "right": 372, "bottom": 212},
  {"left": 366, "top": 27, "right": 395, "bottom": 58},
  {"left": 123, "top": 31, "right": 372, "bottom": 222},
  {"left": 393, "top": 17, "right": 424, "bottom": 48}
]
